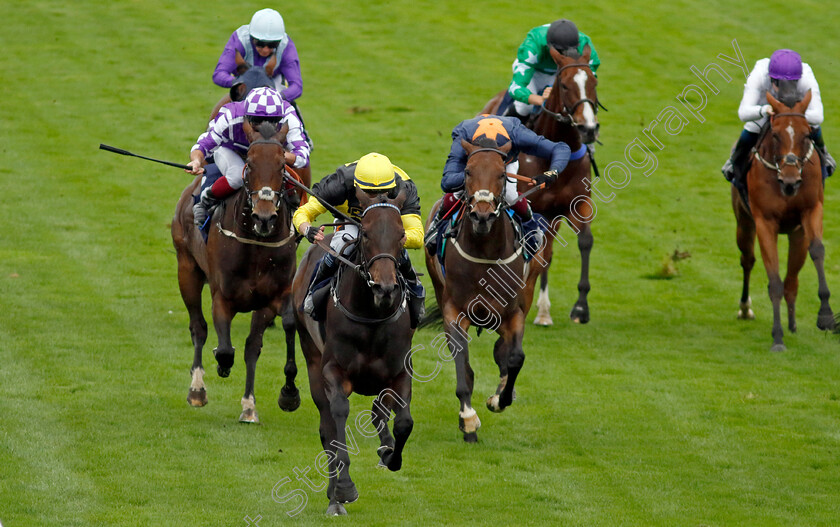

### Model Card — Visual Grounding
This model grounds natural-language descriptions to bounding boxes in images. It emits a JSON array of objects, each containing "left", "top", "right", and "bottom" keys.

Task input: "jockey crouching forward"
[
  {"left": 186, "top": 87, "right": 311, "bottom": 225},
  {"left": 293, "top": 153, "right": 426, "bottom": 327},
  {"left": 426, "top": 115, "right": 571, "bottom": 256},
  {"left": 722, "top": 48, "right": 835, "bottom": 188}
]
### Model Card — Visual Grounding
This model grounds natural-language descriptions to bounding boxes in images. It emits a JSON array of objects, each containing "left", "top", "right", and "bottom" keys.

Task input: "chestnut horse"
[
  {"left": 171, "top": 122, "right": 301, "bottom": 422},
  {"left": 732, "top": 90, "right": 834, "bottom": 351},
  {"left": 424, "top": 139, "right": 548, "bottom": 443},
  {"left": 293, "top": 191, "right": 415, "bottom": 516},
  {"left": 482, "top": 46, "right": 600, "bottom": 325}
]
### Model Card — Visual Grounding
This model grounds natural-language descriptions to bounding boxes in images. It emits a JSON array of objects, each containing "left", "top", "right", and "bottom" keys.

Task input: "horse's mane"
[
  {"left": 255, "top": 121, "right": 280, "bottom": 140},
  {"left": 472, "top": 136, "right": 502, "bottom": 150}
]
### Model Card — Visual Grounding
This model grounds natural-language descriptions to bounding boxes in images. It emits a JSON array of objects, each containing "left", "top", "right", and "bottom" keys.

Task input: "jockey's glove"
[
  {"left": 304, "top": 225, "right": 320, "bottom": 243},
  {"left": 534, "top": 169, "right": 559, "bottom": 186}
]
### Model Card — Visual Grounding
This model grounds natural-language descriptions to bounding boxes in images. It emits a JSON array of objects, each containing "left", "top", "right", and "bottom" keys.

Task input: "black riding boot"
[
  {"left": 398, "top": 250, "right": 425, "bottom": 329},
  {"left": 304, "top": 255, "right": 337, "bottom": 318},
  {"left": 502, "top": 103, "right": 530, "bottom": 126},
  {"left": 811, "top": 127, "right": 836, "bottom": 178},
  {"left": 722, "top": 130, "right": 759, "bottom": 187}
]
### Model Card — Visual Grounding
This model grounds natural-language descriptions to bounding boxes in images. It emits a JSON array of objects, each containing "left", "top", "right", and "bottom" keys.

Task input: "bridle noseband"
[{"left": 752, "top": 112, "right": 816, "bottom": 178}]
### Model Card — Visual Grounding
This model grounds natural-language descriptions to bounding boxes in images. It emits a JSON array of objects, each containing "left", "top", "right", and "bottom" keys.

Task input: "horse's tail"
[{"left": 417, "top": 302, "right": 444, "bottom": 330}]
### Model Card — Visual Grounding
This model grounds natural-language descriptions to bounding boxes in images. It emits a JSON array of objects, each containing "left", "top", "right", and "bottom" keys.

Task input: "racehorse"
[
  {"left": 481, "top": 45, "right": 600, "bottom": 325},
  {"left": 171, "top": 121, "right": 301, "bottom": 422},
  {"left": 424, "top": 138, "right": 548, "bottom": 443},
  {"left": 292, "top": 190, "right": 415, "bottom": 516},
  {"left": 732, "top": 90, "right": 834, "bottom": 351},
  {"left": 208, "top": 51, "right": 311, "bottom": 188}
]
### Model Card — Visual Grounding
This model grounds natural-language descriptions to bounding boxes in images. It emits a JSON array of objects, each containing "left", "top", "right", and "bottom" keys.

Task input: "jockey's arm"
[
  {"left": 401, "top": 214, "right": 424, "bottom": 250},
  {"left": 212, "top": 32, "right": 243, "bottom": 88},
  {"left": 738, "top": 62, "right": 772, "bottom": 122},
  {"left": 441, "top": 132, "right": 469, "bottom": 191},
  {"left": 801, "top": 65, "right": 824, "bottom": 126},
  {"left": 513, "top": 123, "right": 571, "bottom": 174},
  {"left": 293, "top": 198, "right": 327, "bottom": 239},
  {"left": 276, "top": 40, "right": 303, "bottom": 102}
]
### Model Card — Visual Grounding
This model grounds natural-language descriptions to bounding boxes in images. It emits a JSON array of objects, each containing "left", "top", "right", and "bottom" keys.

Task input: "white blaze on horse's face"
[
  {"left": 786, "top": 124, "right": 796, "bottom": 155},
  {"left": 574, "top": 69, "right": 597, "bottom": 129}
]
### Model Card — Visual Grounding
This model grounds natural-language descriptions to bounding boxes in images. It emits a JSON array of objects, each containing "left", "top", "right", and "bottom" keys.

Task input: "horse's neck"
[
  {"left": 534, "top": 88, "right": 583, "bottom": 150},
  {"left": 457, "top": 213, "right": 517, "bottom": 258}
]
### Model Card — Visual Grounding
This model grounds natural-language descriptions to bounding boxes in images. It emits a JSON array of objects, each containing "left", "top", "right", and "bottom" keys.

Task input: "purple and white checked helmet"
[
  {"left": 769, "top": 49, "right": 802, "bottom": 81},
  {"left": 244, "top": 87, "right": 284, "bottom": 117}
]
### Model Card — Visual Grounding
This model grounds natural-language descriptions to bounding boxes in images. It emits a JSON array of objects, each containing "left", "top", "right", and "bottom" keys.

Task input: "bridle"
[
  {"left": 242, "top": 138, "right": 287, "bottom": 213},
  {"left": 752, "top": 112, "right": 816, "bottom": 178},
  {"left": 464, "top": 147, "right": 508, "bottom": 218},
  {"left": 539, "top": 62, "right": 605, "bottom": 126}
]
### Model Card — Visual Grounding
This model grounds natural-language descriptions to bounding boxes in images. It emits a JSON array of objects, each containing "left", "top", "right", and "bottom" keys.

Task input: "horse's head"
[
  {"left": 762, "top": 90, "right": 815, "bottom": 197},
  {"left": 230, "top": 51, "right": 277, "bottom": 101},
  {"left": 242, "top": 120, "right": 289, "bottom": 236},
  {"left": 356, "top": 188, "right": 407, "bottom": 309},
  {"left": 547, "top": 46, "right": 600, "bottom": 144},
  {"left": 461, "top": 138, "right": 511, "bottom": 235}
]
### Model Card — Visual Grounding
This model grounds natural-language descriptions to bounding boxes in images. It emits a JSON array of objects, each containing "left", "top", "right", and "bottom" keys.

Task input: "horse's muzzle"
[
  {"left": 251, "top": 211, "right": 278, "bottom": 236},
  {"left": 469, "top": 210, "right": 496, "bottom": 235},
  {"left": 778, "top": 177, "right": 802, "bottom": 197},
  {"left": 371, "top": 281, "right": 399, "bottom": 308},
  {"left": 577, "top": 123, "right": 600, "bottom": 145}
]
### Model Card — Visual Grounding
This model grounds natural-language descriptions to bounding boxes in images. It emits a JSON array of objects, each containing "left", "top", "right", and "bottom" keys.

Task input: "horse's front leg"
[
  {"left": 802, "top": 205, "right": 835, "bottom": 329},
  {"left": 755, "top": 217, "right": 785, "bottom": 351},
  {"left": 322, "top": 360, "right": 358, "bottom": 506},
  {"left": 211, "top": 296, "right": 236, "bottom": 377},
  {"left": 278, "top": 300, "right": 301, "bottom": 412},
  {"left": 571, "top": 222, "right": 593, "bottom": 324},
  {"left": 497, "top": 310, "right": 525, "bottom": 409},
  {"left": 178, "top": 254, "right": 209, "bottom": 406},
  {"left": 239, "top": 307, "right": 274, "bottom": 423},
  {"left": 443, "top": 304, "right": 479, "bottom": 442},
  {"left": 734, "top": 200, "right": 757, "bottom": 320},
  {"left": 381, "top": 373, "right": 413, "bottom": 472},
  {"left": 487, "top": 336, "right": 512, "bottom": 413}
]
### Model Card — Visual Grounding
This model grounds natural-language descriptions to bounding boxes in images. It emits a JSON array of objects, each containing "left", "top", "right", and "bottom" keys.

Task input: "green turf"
[{"left": 2, "top": 0, "right": 840, "bottom": 525}]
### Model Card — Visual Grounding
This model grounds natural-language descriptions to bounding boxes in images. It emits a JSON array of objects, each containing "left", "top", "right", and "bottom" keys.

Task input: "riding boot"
[
  {"left": 424, "top": 192, "right": 460, "bottom": 253},
  {"left": 304, "top": 254, "right": 337, "bottom": 318},
  {"left": 514, "top": 200, "right": 544, "bottom": 257},
  {"left": 502, "top": 103, "right": 530, "bottom": 127},
  {"left": 398, "top": 249, "right": 425, "bottom": 329},
  {"left": 811, "top": 127, "right": 836, "bottom": 178},
  {"left": 722, "top": 130, "right": 759, "bottom": 187},
  {"left": 193, "top": 187, "right": 222, "bottom": 228}
]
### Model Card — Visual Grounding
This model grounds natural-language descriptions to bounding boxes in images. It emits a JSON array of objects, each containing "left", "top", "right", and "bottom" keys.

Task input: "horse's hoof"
[
  {"left": 486, "top": 394, "right": 504, "bottom": 413},
  {"left": 216, "top": 365, "right": 231, "bottom": 378},
  {"left": 326, "top": 502, "right": 347, "bottom": 516},
  {"left": 817, "top": 314, "right": 836, "bottom": 331},
  {"left": 533, "top": 314, "right": 553, "bottom": 326},
  {"left": 463, "top": 432, "right": 478, "bottom": 443},
  {"left": 187, "top": 388, "right": 207, "bottom": 407},
  {"left": 278, "top": 386, "right": 301, "bottom": 412},
  {"left": 570, "top": 305, "right": 590, "bottom": 324},
  {"left": 737, "top": 308, "right": 755, "bottom": 320},
  {"left": 239, "top": 408, "right": 260, "bottom": 424},
  {"left": 770, "top": 343, "right": 787, "bottom": 353},
  {"left": 335, "top": 483, "right": 358, "bottom": 504},
  {"left": 380, "top": 448, "right": 402, "bottom": 471}
]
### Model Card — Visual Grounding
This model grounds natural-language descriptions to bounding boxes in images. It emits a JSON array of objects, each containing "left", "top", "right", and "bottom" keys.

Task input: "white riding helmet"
[{"left": 249, "top": 8, "right": 286, "bottom": 42}]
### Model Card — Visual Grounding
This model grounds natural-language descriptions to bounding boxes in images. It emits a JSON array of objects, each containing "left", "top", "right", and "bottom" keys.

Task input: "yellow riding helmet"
[{"left": 353, "top": 152, "right": 398, "bottom": 191}]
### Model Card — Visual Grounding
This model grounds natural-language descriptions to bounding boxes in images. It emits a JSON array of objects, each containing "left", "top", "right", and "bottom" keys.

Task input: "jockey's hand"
[
  {"left": 284, "top": 152, "right": 297, "bottom": 166},
  {"left": 533, "top": 170, "right": 559, "bottom": 187},
  {"left": 541, "top": 86, "right": 552, "bottom": 99},
  {"left": 186, "top": 159, "right": 205, "bottom": 176},
  {"left": 760, "top": 104, "right": 774, "bottom": 118},
  {"left": 301, "top": 223, "right": 325, "bottom": 243}
]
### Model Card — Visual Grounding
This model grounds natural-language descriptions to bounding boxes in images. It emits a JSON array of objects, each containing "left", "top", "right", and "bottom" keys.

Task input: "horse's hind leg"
[
  {"left": 784, "top": 227, "right": 808, "bottom": 332},
  {"left": 534, "top": 267, "right": 553, "bottom": 326},
  {"left": 381, "top": 374, "right": 413, "bottom": 472},
  {"left": 211, "top": 297, "right": 236, "bottom": 377},
  {"left": 278, "top": 301, "right": 301, "bottom": 412},
  {"left": 445, "top": 305, "right": 479, "bottom": 442},
  {"left": 372, "top": 398, "right": 395, "bottom": 466},
  {"left": 497, "top": 311, "right": 525, "bottom": 410},
  {"left": 570, "top": 223, "right": 593, "bottom": 324},
  {"left": 239, "top": 307, "right": 274, "bottom": 423},
  {"left": 177, "top": 253, "right": 209, "bottom": 407},
  {"left": 735, "top": 206, "right": 757, "bottom": 319}
]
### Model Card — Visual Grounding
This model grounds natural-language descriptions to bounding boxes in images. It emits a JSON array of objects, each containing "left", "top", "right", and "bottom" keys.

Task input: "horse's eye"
[{"left": 464, "top": 169, "right": 470, "bottom": 177}]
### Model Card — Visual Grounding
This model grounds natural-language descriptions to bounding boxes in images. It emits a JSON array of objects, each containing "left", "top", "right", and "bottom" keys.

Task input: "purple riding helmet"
[
  {"left": 768, "top": 49, "right": 802, "bottom": 81},
  {"left": 245, "top": 86, "right": 284, "bottom": 117}
]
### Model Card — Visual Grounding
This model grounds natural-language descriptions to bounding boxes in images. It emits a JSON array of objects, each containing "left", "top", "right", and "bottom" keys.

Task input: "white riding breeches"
[
  {"left": 213, "top": 146, "right": 246, "bottom": 190},
  {"left": 512, "top": 70, "right": 555, "bottom": 117}
]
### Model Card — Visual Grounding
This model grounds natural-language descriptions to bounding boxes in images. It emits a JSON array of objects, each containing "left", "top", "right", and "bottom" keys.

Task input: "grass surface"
[{"left": 2, "top": 0, "right": 840, "bottom": 525}]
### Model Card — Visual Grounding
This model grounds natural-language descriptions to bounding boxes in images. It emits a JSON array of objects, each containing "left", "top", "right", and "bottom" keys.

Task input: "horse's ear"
[
  {"left": 766, "top": 91, "right": 785, "bottom": 115},
  {"left": 581, "top": 43, "right": 591, "bottom": 63},
  {"left": 499, "top": 141, "right": 513, "bottom": 156},
  {"left": 230, "top": 82, "right": 248, "bottom": 102},
  {"left": 243, "top": 119, "right": 257, "bottom": 142},
  {"left": 795, "top": 89, "right": 812, "bottom": 113},
  {"left": 274, "top": 122, "right": 289, "bottom": 144},
  {"left": 461, "top": 138, "right": 476, "bottom": 156},
  {"left": 548, "top": 46, "right": 565, "bottom": 66},
  {"left": 234, "top": 50, "right": 251, "bottom": 76},
  {"left": 265, "top": 54, "right": 277, "bottom": 77}
]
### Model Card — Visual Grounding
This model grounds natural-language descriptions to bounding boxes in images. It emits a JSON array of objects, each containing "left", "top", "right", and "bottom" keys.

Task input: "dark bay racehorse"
[
  {"left": 293, "top": 191, "right": 415, "bottom": 516},
  {"left": 171, "top": 121, "right": 300, "bottom": 422},
  {"left": 482, "top": 45, "right": 600, "bottom": 325},
  {"left": 424, "top": 139, "right": 548, "bottom": 443},
  {"left": 732, "top": 90, "right": 834, "bottom": 351}
]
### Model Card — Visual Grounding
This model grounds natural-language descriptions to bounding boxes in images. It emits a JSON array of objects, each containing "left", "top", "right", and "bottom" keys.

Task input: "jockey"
[
  {"left": 426, "top": 115, "right": 571, "bottom": 256},
  {"left": 722, "top": 49, "right": 835, "bottom": 186},
  {"left": 186, "top": 87, "right": 310, "bottom": 226},
  {"left": 293, "top": 153, "right": 426, "bottom": 326},
  {"left": 504, "top": 19, "right": 600, "bottom": 123},
  {"left": 213, "top": 8, "right": 302, "bottom": 103}
]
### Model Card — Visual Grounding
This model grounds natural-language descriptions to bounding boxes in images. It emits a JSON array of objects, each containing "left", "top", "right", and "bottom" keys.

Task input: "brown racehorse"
[
  {"left": 293, "top": 191, "right": 415, "bottom": 516},
  {"left": 482, "top": 46, "right": 600, "bottom": 326},
  {"left": 732, "top": 90, "right": 834, "bottom": 351},
  {"left": 424, "top": 139, "right": 548, "bottom": 443},
  {"left": 171, "top": 122, "right": 301, "bottom": 422},
  {"left": 209, "top": 51, "right": 311, "bottom": 188}
]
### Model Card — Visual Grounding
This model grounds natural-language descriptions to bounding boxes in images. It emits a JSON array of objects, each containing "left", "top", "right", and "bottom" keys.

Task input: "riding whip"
[{"left": 99, "top": 144, "right": 192, "bottom": 170}]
